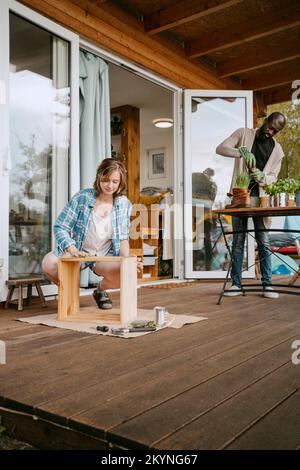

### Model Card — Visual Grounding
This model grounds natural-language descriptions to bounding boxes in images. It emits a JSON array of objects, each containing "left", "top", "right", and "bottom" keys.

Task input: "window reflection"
[
  {"left": 190, "top": 97, "right": 248, "bottom": 272},
  {"left": 9, "top": 13, "right": 70, "bottom": 278}
]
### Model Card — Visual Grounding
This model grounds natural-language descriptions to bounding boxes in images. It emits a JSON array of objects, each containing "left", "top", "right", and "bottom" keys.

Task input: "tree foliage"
[{"left": 258, "top": 101, "right": 300, "bottom": 179}]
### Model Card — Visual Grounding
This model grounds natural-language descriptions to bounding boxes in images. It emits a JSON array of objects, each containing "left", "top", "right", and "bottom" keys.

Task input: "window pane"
[
  {"left": 190, "top": 96, "right": 248, "bottom": 272},
  {"left": 9, "top": 13, "right": 70, "bottom": 278}
]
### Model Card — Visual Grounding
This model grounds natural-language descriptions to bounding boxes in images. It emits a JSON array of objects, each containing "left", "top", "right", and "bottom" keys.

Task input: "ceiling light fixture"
[{"left": 153, "top": 118, "right": 173, "bottom": 128}]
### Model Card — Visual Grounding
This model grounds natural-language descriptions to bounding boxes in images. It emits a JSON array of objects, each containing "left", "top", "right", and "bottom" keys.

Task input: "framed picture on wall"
[{"left": 148, "top": 148, "right": 166, "bottom": 179}]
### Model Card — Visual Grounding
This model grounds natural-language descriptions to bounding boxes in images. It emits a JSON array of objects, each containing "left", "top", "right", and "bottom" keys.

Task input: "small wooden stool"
[
  {"left": 5, "top": 277, "right": 47, "bottom": 311},
  {"left": 58, "top": 255, "right": 139, "bottom": 324}
]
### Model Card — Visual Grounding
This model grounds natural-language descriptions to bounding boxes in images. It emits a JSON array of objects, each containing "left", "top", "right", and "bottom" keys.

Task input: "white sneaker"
[
  {"left": 224, "top": 285, "right": 243, "bottom": 297},
  {"left": 263, "top": 286, "right": 279, "bottom": 299}
]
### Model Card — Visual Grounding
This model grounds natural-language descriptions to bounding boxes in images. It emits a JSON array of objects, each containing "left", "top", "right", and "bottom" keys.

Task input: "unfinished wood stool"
[
  {"left": 58, "top": 255, "right": 141, "bottom": 324},
  {"left": 5, "top": 277, "right": 47, "bottom": 311}
]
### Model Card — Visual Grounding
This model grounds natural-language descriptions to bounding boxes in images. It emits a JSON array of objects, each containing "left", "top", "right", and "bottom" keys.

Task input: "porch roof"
[
  {"left": 20, "top": 0, "right": 299, "bottom": 110},
  {"left": 114, "top": 0, "right": 299, "bottom": 107}
]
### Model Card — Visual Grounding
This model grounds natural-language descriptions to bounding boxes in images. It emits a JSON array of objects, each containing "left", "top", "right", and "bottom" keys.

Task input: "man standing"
[{"left": 216, "top": 112, "right": 286, "bottom": 298}]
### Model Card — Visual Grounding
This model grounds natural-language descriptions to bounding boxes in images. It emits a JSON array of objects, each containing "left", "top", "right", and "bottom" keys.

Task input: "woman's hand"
[{"left": 65, "top": 245, "right": 88, "bottom": 257}]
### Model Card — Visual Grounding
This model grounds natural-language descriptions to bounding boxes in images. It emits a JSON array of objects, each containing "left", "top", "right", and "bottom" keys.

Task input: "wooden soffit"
[
  {"left": 18, "top": 0, "right": 299, "bottom": 105},
  {"left": 107, "top": 0, "right": 300, "bottom": 105},
  {"left": 19, "top": 0, "right": 238, "bottom": 90}
]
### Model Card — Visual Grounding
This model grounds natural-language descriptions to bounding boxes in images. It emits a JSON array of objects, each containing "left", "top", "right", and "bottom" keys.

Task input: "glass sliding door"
[
  {"left": 0, "top": 0, "right": 79, "bottom": 301},
  {"left": 9, "top": 12, "right": 70, "bottom": 280},
  {"left": 184, "top": 90, "right": 254, "bottom": 279}
]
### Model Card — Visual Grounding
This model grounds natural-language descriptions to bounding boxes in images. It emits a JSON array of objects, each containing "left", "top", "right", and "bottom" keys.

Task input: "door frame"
[
  {"left": 0, "top": 0, "right": 79, "bottom": 300},
  {"left": 80, "top": 38, "right": 185, "bottom": 279},
  {"left": 183, "top": 89, "right": 255, "bottom": 279}
]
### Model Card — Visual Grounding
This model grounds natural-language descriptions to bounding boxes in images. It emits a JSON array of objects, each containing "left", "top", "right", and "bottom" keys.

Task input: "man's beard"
[{"left": 257, "top": 126, "right": 270, "bottom": 142}]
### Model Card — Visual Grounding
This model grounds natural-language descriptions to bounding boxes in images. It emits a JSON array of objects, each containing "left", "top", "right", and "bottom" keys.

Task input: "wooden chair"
[{"left": 5, "top": 277, "right": 46, "bottom": 311}]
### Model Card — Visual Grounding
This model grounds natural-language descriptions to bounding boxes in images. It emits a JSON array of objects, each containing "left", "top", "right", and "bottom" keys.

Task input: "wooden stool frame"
[{"left": 58, "top": 255, "right": 138, "bottom": 325}]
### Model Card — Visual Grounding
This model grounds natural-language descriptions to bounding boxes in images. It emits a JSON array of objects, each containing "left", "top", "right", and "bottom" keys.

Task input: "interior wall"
[
  {"left": 108, "top": 63, "right": 173, "bottom": 193},
  {"left": 140, "top": 120, "right": 173, "bottom": 190}
]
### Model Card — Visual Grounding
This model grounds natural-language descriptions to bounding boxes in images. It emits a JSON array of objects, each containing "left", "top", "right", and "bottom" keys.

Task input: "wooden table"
[
  {"left": 212, "top": 206, "right": 300, "bottom": 304},
  {"left": 58, "top": 255, "right": 139, "bottom": 324}
]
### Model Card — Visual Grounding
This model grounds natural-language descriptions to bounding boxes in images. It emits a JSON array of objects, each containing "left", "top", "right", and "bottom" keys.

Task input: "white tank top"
[{"left": 82, "top": 210, "right": 113, "bottom": 256}]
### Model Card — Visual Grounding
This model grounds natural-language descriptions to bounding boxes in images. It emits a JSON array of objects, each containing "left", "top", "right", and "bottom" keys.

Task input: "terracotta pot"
[
  {"left": 231, "top": 188, "right": 250, "bottom": 208},
  {"left": 287, "top": 194, "right": 296, "bottom": 206},
  {"left": 273, "top": 194, "right": 279, "bottom": 207},
  {"left": 259, "top": 196, "right": 269, "bottom": 208}
]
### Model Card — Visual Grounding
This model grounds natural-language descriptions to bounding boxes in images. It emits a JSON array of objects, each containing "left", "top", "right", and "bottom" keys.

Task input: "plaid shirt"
[{"left": 53, "top": 189, "right": 132, "bottom": 256}]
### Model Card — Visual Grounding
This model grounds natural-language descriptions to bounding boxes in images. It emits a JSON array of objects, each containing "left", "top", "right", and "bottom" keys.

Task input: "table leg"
[
  {"left": 218, "top": 259, "right": 232, "bottom": 305},
  {"left": 217, "top": 214, "right": 233, "bottom": 305}
]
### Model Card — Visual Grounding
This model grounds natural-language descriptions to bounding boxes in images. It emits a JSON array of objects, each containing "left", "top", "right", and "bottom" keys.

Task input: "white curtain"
[{"left": 79, "top": 50, "right": 111, "bottom": 286}]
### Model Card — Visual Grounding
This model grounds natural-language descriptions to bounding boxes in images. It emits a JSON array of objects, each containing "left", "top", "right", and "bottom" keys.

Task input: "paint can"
[{"left": 155, "top": 306, "right": 166, "bottom": 326}]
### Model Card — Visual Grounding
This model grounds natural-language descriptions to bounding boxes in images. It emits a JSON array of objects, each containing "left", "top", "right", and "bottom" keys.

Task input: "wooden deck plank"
[
  {"left": 30, "top": 318, "right": 290, "bottom": 416},
  {"left": 0, "top": 293, "right": 284, "bottom": 378},
  {"left": 73, "top": 326, "right": 300, "bottom": 447},
  {"left": 68, "top": 336, "right": 297, "bottom": 435},
  {"left": 0, "top": 305, "right": 291, "bottom": 401},
  {"left": 1, "top": 289, "right": 298, "bottom": 399},
  {"left": 35, "top": 317, "right": 297, "bottom": 420},
  {"left": 0, "top": 282, "right": 299, "bottom": 449},
  {"left": 226, "top": 390, "right": 300, "bottom": 450},
  {"left": 0, "top": 407, "right": 108, "bottom": 450},
  {"left": 153, "top": 363, "right": 300, "bottom": 450}
]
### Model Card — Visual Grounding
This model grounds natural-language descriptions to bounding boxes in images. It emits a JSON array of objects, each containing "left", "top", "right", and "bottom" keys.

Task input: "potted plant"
[
  {"left": 283, "top": 178, "right": 299, "bottom": 206},
  {"left": 264, "top": 183, "right": 277, "bottom": 207},
  {"left": 226, "top": 172, "right": 251, "bottom": 208},
  {"left": 266, "top": 179, "right": 286, "bottom": 207}
]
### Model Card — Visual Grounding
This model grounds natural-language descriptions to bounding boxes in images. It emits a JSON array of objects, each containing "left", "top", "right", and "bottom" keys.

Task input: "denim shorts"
[{"left": 80, "top": 261, "right": 97, "bottom": 273}]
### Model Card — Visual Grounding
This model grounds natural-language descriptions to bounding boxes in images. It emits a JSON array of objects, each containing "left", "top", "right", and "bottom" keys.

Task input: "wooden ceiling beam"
[
  {"left": 144, "top": 0, "right": 242, "bottom": 35},
  {"left": 186, "top": 5, "right": 300, "bottom": 59},
  {"left": 19, "top": 0, "right": 235, "bottom": 90},
  {"left": 262, "top": 85, "right": 293, "bottom": 106},
  {"left": 217, "top": 39, "right": 300, "bottom": 78},
  {"left": 242, "top": 61, "right": 300, "bottom": 91},
  {"left": 253, "top": 91, "right": 267, "bottom": 118}
]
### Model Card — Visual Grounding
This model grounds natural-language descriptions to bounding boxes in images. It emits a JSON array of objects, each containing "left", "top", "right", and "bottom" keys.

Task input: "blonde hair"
[{"left": 93, "top": 158, "right": 127, "bottom": 198}]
